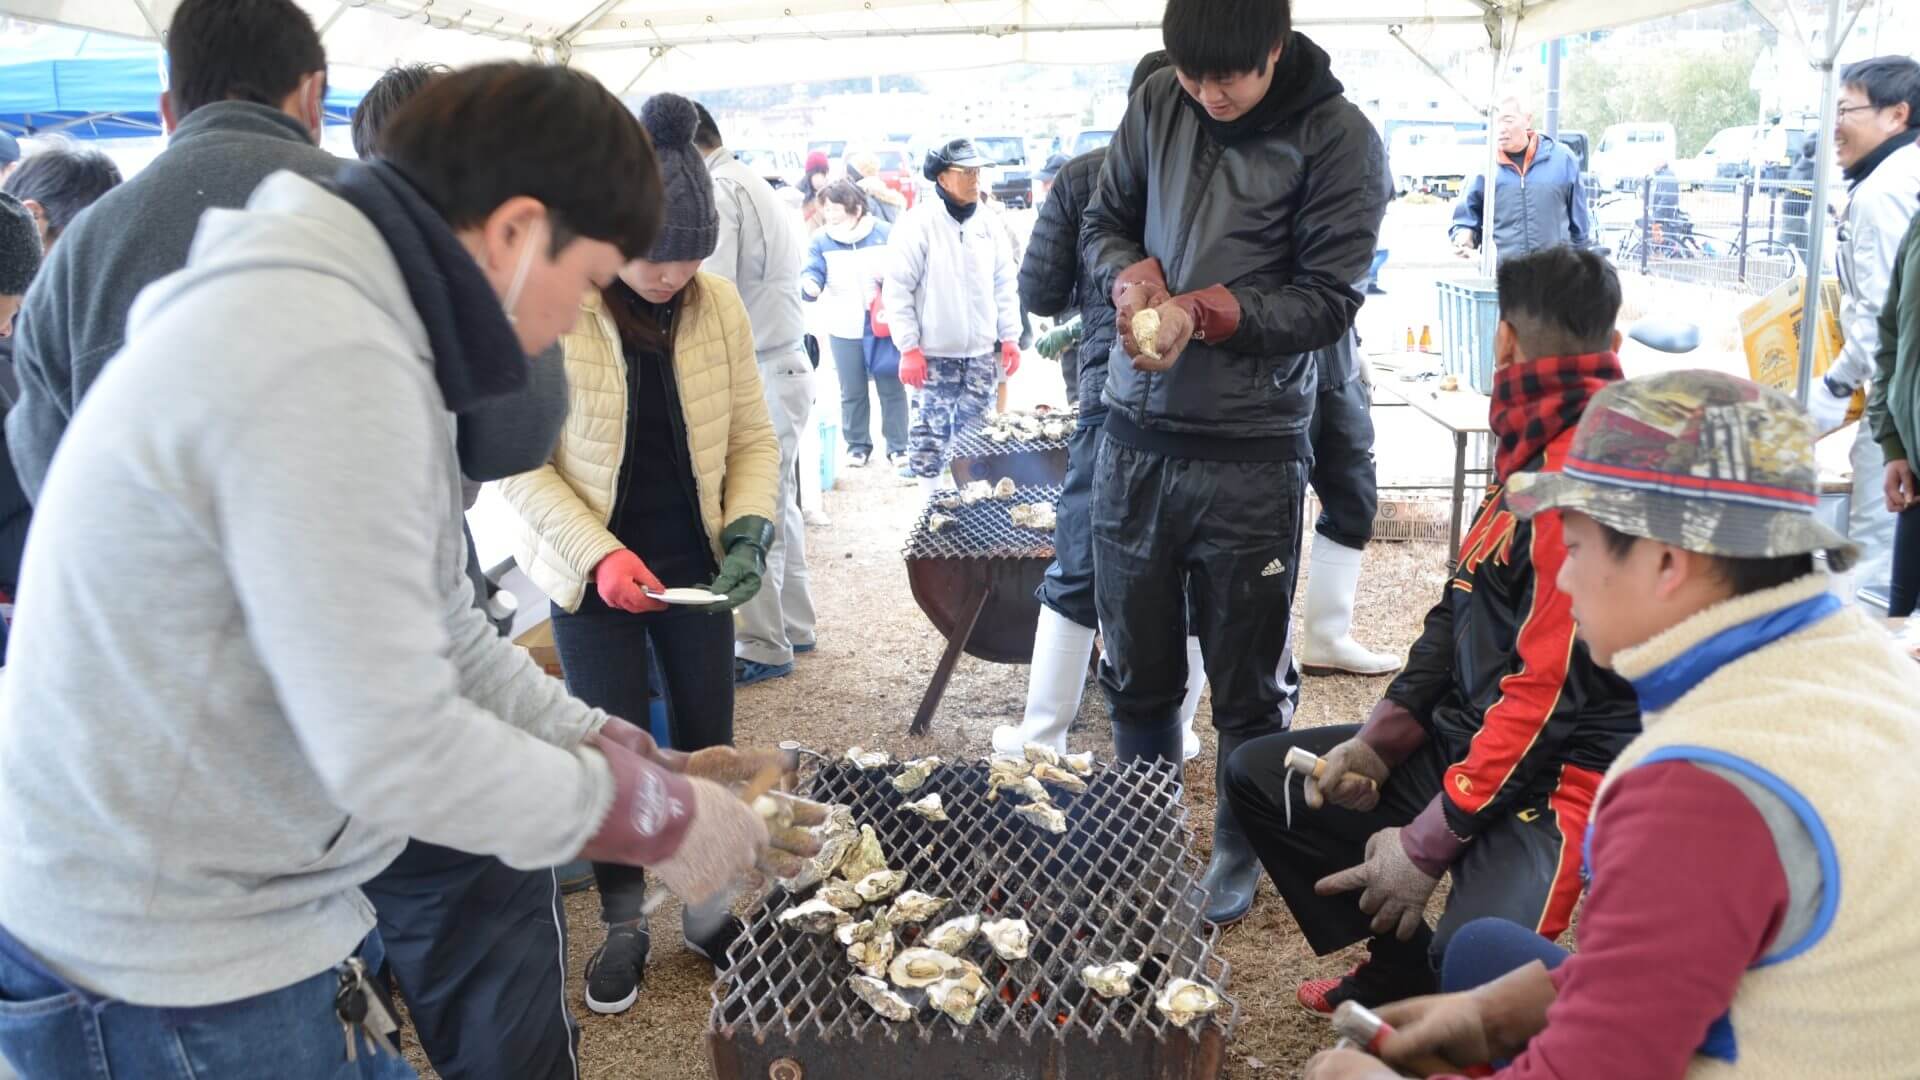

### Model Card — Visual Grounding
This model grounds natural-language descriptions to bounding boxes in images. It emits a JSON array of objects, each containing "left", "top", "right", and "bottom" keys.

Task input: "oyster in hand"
[
  {"left": 889, "top": 947, "right": 964, "bottom": 988},
  {"left": 849, "top": 975, "right": 914, "bottom": 1021},
  {"left": 922, "top": 915, "right": 980, "bottom": 955},
  {"left": 1014, "top": 801, "right": 1068, "bottom": 834},
  {"left": 891, "top": 756, "right": 944, "bottom": 794},
  {"left": 886, "top": 891, "right": 950, "bottom": 924},
  {"left": 1079, "top": 961, "right": 1140, "bottom": 999},
  {"left": 929, "top": 965, "right": 990, "bottom": 1024},
  {"left": 1154, "top": 979, "right": 1225, "bottom": 1026},
  {"left": 903, "top": 793, "right": 948, "bottom": 822},
  {"left": 1131, "top": 307, "right": 1163, "bottom": 362},
  {"left": 980, "top": 917, "right": 1033, "bottom": 961},
  {"left": 778, "top": 898, "right": 854, "bottom": 935},
  {"left": 854, "top": 869, "right": 908, "bottom": 903}
]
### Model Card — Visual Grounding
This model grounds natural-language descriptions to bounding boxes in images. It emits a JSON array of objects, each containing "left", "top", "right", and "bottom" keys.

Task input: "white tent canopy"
[{"left": 4, "top": 0, "right": 1735, "bottom": 92}]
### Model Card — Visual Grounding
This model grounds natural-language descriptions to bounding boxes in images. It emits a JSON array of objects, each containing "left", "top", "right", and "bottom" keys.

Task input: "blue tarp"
[{"left": 0, "top": 55, "right": 364, "bottom": 139}]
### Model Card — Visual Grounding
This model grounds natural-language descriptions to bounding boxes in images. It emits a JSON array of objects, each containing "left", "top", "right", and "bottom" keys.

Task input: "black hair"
[
  {"left": 0, "top": 194, "right": 42, "bottom": 296},
  {"left": 1841, "top": 55, "right": 1920, "bottom": 126},
  {"left": 821, "top": 179, "right": 867, "bottom": 215},
  {"left": 352, "top": 63, "right": 447, "bottom": 161},
  {"left": 1130, "top": 50, "right": 1171, "bottom": 97},
  {"left": 164, "top": 0, "right": 327, "bottom": 120},
  {"left": 2, "top": 146, "right": 122, "bottom": 244},
  {"left": 1496, "top": 245, "right": 1622, "bottom": 358},
  {"left": 1162, "top": 0, "right": 1289, "bottom": 80},
  {"left": 376, "top": 63, "right": 661, "bottom": 261},
  {"left": 692, "top": 101, "right": 723, "bottom": 151},
  {"left": 1595, "top": 522, "right": 1814, "bottom": 597}
]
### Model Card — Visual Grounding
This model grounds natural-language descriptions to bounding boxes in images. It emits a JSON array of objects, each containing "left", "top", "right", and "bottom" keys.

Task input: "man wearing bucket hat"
[
  {"left": 1306, "top": 371, "right": 1920, "bottom": 1079},
  {"left": 882, "top": 137, "right": 1022, "bottom": 495}
]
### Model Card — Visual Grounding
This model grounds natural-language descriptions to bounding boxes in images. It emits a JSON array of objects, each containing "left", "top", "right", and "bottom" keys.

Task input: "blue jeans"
[
  {"left": 1441, "top": 917, "right": 1570, "bottom": 994},
  {"left": 0, "top": 924, "right": 412, "bottom": 1079}
]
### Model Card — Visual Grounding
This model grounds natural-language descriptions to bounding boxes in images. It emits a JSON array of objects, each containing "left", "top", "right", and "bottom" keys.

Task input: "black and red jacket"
[{"left": 1383, "top": 356, "right": 1641, "bottom": 844}]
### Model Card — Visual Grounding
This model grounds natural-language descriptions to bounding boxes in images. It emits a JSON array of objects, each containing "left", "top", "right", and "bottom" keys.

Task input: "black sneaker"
[
  {"left": 584, "top": 924, "right": 649, "bottom": 1015},
  {"left": 684, "top": 913, "right": 747, "bottom": 970}
]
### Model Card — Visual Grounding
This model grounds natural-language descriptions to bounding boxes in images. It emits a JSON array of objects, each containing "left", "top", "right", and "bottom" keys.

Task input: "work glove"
[
  {"left": 1035, "top": 319, "right": 1081, "bottom": 361},
  {"left": 701, "top": 515, "right": 774, "bottom": 612},
  {"left": 899, "top": 347, "right": 928, "bottom": 389},
  {"left": 1808, "top": 374, "right": 1855, "bottom": 435},
  {"left": 1887, "top": 459, "right": 1917, "bottom": 513},
  {"left": 1000, "top": 340, "right": 1022, "bottom": 378},
  {"left": 1303, "top": 736, "right": 1391, "bottom": 812},
  {"left": 1314, "top": 826, "right": 1441, "bottom": 942},
  {"left": 594, "top": 549, "right": 668, "bottom": 613},
  {"left": 1301, "top": 1049, "right": 1400, "bottom": 1080},
  {"left": 1113, "top": 257, "right": 1172, "bottom": 361}
]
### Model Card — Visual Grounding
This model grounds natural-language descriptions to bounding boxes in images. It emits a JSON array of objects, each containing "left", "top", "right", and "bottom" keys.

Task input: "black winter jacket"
[
  {"left": 1083, "top": 34, "right": 1387, "bottom": 447},
  {"left": 1018, "top": 147, "right": 1111, "bottom": 416}
]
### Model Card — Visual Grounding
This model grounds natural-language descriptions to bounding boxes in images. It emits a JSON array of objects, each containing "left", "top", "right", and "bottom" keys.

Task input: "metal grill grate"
[
  {"left": 944, "top": 417, "right": 1074, "bottom": 463},
  {"left": 709, "top": 759, "right": 1237, "bottom": 1059},
  {"left": 902, "top": 486, "right": 1061, "bottom": 561}
]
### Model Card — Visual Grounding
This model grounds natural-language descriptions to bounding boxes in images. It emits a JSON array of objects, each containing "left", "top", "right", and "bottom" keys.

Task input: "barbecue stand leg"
[{"left": 910, "top": 583, "right": 994, "bottom": 736}]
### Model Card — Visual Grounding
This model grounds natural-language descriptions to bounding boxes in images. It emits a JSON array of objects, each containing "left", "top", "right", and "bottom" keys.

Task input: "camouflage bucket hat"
[{"left": 1507, "top": 369, "right": 1859, "bottom": 571}]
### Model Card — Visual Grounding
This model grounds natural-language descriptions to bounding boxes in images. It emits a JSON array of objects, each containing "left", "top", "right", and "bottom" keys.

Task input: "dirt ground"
[{"left": 415, "top": 450, "right": 1453, "bottom": 1080}]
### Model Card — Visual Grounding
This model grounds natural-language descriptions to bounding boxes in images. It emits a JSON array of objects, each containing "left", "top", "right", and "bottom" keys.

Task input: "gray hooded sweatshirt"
[{"left": 0, "top": 172, "right": 616, "bottom": 1007}]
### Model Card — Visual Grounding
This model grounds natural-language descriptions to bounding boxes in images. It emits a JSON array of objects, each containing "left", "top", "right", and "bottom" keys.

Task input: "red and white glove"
[
  {"left": 1000, "top": 340, "right": 1021, "bottom": 377},
  {"left": 594, "top": 549, "right": 667, "bottom": 613},
  {"left": 899, "top": 347, "right": 928, "bottom": 390},
  {"left": 579, "top": 732, "right": 765, "bottom": 905}
]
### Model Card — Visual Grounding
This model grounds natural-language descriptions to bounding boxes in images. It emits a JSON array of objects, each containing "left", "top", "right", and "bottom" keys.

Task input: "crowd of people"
[{"left": 0, "top": 0, "right": 1914, "bottom": 1076}]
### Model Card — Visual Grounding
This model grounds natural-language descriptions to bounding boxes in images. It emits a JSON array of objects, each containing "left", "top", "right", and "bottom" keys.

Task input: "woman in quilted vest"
[
  {"left": 496, "top": 93, "right": 780, "bottom": 1019},
  {"left": 1307, "top": 371, "right": 1920, "bottom": 1080}
]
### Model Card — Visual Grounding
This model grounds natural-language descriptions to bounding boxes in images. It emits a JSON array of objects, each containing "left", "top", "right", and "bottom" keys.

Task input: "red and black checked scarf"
[{"left": 1490, "top": 352, "right": 1624, "bottom": 482}]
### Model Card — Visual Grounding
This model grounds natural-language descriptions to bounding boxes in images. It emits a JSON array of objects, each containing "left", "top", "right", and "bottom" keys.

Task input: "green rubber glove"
[
  {"left": 1035, "top": 318, "right": 1082, "bottom": 361},
  {"left": 701, "top": 515, "right": 773, "bottom": 612}
]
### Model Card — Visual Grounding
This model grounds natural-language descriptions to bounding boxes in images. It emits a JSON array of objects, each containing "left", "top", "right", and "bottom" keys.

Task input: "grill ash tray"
[{"left": 707, "top": 760, "right": 1237, "bottom": 1080}]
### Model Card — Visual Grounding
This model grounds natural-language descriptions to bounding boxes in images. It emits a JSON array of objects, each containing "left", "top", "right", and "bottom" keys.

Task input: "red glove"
[
  {"left": 577, "top": 731, "right": 699, "bottom": 868},
  {"left": 1000, "top": 341, "right": 1021, "bottom": 377},
  {"left": 594, "top": 549, "right": 667, "bottom": 613},
  {"left": 899, "top": 347, "right": 928, "bottom": 389}
]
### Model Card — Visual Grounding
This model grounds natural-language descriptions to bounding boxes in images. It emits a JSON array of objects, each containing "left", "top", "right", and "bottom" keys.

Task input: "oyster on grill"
[
  {"left": 1012, "top": 776, "right": 1052, "bottom": 805},
  {"left": 1041, "top": 419, "right": 1068, "bottom": 441},
  {"left": 1009, "top": 503, "right": 1056, "bottom": 531},
  {"left": 854, "top": 869, "right": 908, "bottom": 903},
  {"left": 960, "top": 480, "right": 994, "bottom": 505},
  {"left": 927, "top": 513, "right": 955, "bottom": 534},
  {"left": 1021, "top": 743, "right": 1062, "bottom": 768},
  {"left": 929, "top": 965, "right": 990, "bottom": 1024},
  {"left": 988, "top": 428, "right": 1011, "bottom": 443},
  {"left": 1154, "top": 979, "right": 1225, "bottom": 1026},
  {"left": 778, "top": 898, "right": 853, "bottom": 935},
  {"left": 1013, "top": 801, "right": 1068, "bottom": 834},
  {"left": 903, "top": 793, "right": 948, "bottom": 822},
  {"left": 844, "top": 747, "right": 893, "bottom": 770},
  {"left": 886, "top": 891, "right": 950, "bottom": 924},
  {"left": 1030, "top": 762, "right": 1088, "bottom": 795},
  {"left": 980, "top": 917, "right": 1033, "bottom": 961},
  {"left": 818, "top": 878, "right": 865, "bottom": 912},
  {"left": 933, "top": 493, "right": 963, "bottom": 511},
  {"left": 984, "top": 757, "right": 1031, "bottom": 801},
  {"left": 1080, "top": 961, "right": 1139, "bottom": 999},
  {"left": 836, "top": 914, "right": 882, "bottom": 947},
  {"left": 889, "top": 947, "right": 964, "bottom": 988},
  {"left": 837, "top": 825, "right": 888, "bottom": 883},
  {"left": 922, "top": 915, "right": 981, "bottom": 955},
  {"left": 891, "top": 756, "right": 944, "bottom": 794},
  {"left": 849, "top": 975, "right": 914, "bottom": 1021},
  {"left": 826, "top": 804, "right": 858, "bottom": 832},
  {"left": 993, "top": 477, "right": 1018, "bottom": 500},
  {"left": 781, "top": 826, "right": 855, "bottom": 894},
  {"left": 1063, "top": 752, "right": 1095, "bottom": 777},
  {"left": 846, "top": 929, "right": 896, "bottom": 980}
]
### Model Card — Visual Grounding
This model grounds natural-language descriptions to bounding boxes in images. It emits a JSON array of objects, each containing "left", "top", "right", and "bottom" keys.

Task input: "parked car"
[
  {"left": 1390, "top": 125, "right": 1485, "bottom": 198},
  {"left": 1592, "top": 122, "right": 1678, "bottom": 190},
  {"left": 842, "top": 142, "right": 918, "bottom": 208},
  {"left": 1675, "top": 125, "right": 1760, "bottom": 185},
  {"left": 973, "top": 133, "right": 1033, "bottom": 207},
  {"left": 734, "top": 147, "right": 802, "bottom": 190},
  {"left": 1070, "top": 129, "right": 1114, "bottom": 156}
]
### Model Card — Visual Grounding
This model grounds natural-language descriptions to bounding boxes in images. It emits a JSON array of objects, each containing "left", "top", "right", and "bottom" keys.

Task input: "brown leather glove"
[
  {"left": 1113, "top": 257, "right": 1171, "bottom": 359},
  {"left": 1169, "top": 285, "right": 1240, "bottom": 346}
]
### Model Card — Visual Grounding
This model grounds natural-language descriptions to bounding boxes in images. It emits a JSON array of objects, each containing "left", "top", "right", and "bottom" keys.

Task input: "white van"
[{"left": 1592, "top": 122, "right": 1679, "bottom": 190}]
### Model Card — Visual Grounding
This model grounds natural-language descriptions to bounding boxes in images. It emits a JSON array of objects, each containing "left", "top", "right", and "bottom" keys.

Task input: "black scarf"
[
  {"left": 1181, "top": 32, "right": 1344, "bottom": 147},
  {"left": 936, "top": 184, "right": 978, "bottom": 224},
  {"left": 1844, "top": 126, "right": 1920, "bottom": 188},
  {"left": 326, "top": 161, "right": 529, "bottom": 416}
]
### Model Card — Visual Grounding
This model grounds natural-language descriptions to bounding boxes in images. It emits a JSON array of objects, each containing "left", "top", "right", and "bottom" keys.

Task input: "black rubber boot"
[
  {"left": 1201, "top": 731, "right": 1262, "bottom": 925},
  {"left": 1111, "top": 711, "right": 1185, "bottom": 766}
]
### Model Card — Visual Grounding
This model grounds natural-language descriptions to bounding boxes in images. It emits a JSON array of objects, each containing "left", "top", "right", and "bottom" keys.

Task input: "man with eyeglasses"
[{"left": 1808, "top": 55, "right": 1920, "bottom": 607}]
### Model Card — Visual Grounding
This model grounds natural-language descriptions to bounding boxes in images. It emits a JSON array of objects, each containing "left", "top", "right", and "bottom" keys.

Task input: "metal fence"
[{"left": 1584, "top": 174, "right": 1826, "bottom": 295}]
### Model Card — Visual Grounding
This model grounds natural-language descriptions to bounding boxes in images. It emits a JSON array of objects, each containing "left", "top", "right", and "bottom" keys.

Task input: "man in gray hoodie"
[{"left": 0, "top": 61, "right": 818, "bottom": 1078}]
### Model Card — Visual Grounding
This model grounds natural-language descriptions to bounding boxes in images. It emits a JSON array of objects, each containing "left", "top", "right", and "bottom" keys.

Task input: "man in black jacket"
[
  {"left": 1224, "top": 247, "right": 1641, "bottom": 1014},
  {"left": 1080, "top": 0, "right": 1388, "bottom": 923}
]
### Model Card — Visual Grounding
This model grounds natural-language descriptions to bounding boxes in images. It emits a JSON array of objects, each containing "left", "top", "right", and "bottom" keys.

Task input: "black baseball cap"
[{"left": 922, "top": 138, "right": 991, "bottom": 181}]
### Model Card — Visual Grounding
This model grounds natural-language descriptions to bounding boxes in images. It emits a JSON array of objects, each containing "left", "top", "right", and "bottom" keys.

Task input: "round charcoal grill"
[
  {"left": 944, "top": 420, "right": 1071, "bottom": 490},
  {"left": 902, "top": 486, "right": 1059, "bottom": 734}
]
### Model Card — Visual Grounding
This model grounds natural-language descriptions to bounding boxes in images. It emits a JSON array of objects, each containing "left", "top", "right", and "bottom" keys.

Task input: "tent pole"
[
  {"left": 1794, "top": 0, "right": 1852, "bottom": 406},
  {"left": 128, "top": 0, "right": 164, "bottom": 41},
  {"left": 1545, "top": 38, "right": 1561, "bottom": 139},
  {"left": 1386, "top": 25, "right": 1483, "bottom": 116}
]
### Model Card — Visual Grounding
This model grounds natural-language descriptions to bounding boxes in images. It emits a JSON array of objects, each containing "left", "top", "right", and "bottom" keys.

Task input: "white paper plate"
[{"left": 646, "top": 587, "right": 727, "bottom": 606}]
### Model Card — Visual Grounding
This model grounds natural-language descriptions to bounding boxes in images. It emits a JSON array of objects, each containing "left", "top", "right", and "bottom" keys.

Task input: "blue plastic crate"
[{"left": 1437, "top": 278, "right": 1499, "bottom": 394}]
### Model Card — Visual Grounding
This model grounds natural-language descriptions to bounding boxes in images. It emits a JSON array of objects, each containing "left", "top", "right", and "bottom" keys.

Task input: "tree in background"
[{"left": 1557, "top": 35, "right": 1764, "bottom": 158}]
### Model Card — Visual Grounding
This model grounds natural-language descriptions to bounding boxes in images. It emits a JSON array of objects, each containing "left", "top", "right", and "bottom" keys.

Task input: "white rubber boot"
[
  {"left": 1300, "top": 538, "right": 1402, "bottom": 676},
  {"left": 920, "top": 475, "right": 940, "bottom": 500},
  {"left": 1175, "top": 635, "right": 1205, "bottom": 762},
  {"left": 994, "top": 606, "right": 1097, "bottom": 757}
]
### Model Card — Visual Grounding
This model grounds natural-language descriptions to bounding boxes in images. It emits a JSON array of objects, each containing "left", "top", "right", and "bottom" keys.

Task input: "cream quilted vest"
[
  {"left": 1600, "top": 574, "right": 1920, "bottom": 1077},
  {"left": 496, "top": 273, "right": 779, "bottom": 612}
]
